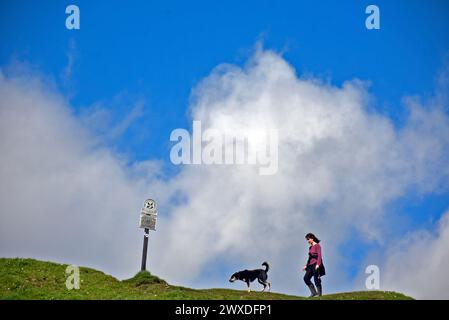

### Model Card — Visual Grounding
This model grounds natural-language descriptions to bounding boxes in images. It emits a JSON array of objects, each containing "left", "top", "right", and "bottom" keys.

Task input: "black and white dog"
[{"left": 229, "top": 262, "right": 271, "bottom": 292}]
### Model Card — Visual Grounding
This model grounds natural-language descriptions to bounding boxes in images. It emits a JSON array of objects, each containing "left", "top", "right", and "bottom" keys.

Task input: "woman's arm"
[{"left": 315, "top": 244, "right": 322, "bottom": 268}]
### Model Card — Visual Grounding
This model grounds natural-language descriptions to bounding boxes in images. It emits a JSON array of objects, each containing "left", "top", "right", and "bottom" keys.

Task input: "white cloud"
[
  {"left": 1, "top": 48, "right": 449, "bottom": 298},
  {"left": 381, "top": 210, "right": 449, "bottom": 299},
  {"left": 152, "top": 49, "right": 449, "bottom": 295},
  {"left": 0, "top": 70, "right": 158, "bottom": 277}
]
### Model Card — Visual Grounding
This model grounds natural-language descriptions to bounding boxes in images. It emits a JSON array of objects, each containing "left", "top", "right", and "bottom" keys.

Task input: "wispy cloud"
[{"left": 61, "top": 38, "right": 77, "bottom": 85}]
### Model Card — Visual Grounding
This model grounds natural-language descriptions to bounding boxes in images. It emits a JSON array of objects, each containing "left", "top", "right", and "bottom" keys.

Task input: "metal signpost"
[{"left": 139, "top": 199, "right": 157, "bottom": 271}]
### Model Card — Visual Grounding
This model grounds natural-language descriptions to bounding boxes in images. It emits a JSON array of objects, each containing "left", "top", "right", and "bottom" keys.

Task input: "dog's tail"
[{"left": 262, "top": 262, "right": 270, "bottom": 272}]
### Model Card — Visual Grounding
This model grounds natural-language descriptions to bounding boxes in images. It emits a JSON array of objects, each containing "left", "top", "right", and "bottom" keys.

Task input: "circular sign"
[{"left": 144, "top": 199, "right": 156, "bottom": 211}]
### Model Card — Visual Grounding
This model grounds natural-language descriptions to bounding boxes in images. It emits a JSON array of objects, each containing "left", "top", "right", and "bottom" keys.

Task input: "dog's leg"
[
  {"left": 267, "top": 282, "right": 271, "bottom": 292},
  {"left": 258, "top": 279, "right": 266, "bottom": 292},
  {"left": 246, "top": 281, "right": 251, "bottom": 293}
]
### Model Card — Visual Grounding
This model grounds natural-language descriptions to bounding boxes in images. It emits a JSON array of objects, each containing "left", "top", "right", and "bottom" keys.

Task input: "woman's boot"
[
  {"left": 307, "top": 284, "right": 318, "bottom": 297},
  {"left": 316, "top": 284, "right": 322, "bottom": 296}
]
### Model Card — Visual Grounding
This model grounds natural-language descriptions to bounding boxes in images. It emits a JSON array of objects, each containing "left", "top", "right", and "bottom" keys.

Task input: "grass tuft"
[{"left": 123, "top": 271, "right": 168, "bottom": 286}]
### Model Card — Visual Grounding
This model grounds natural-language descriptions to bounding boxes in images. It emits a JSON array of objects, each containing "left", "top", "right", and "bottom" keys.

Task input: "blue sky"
[{"left": 1, "top": 1, "right": 449, "bottom": 296}]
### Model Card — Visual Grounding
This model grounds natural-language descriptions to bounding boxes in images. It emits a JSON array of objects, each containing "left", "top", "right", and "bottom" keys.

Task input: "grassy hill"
[{"left": 0, "top": 258, "right": 413, "bottom": 300}]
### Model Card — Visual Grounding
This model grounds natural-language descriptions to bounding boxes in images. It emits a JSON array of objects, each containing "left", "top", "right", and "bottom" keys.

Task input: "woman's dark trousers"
[{"left": 304, "top": 264, "right": 322, "bottom": 297}]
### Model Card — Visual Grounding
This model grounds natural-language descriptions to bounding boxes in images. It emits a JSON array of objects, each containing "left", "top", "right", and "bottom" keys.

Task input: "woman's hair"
[{"left": 305, "top": 233, "right": 320, "bottom": 243}]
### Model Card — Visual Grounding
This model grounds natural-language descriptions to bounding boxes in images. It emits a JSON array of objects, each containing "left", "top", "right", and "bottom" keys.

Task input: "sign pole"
[
  {"left": 139, "top": 199, "right": 157, "bottom": 272},
  {"left": 141, "top": 227, "right": 149, "bottom": 271}
]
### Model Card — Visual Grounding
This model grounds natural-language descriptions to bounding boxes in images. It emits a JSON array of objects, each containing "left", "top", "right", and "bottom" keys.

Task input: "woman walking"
[{"left": 302, "top": 233, "right": 325, "bottom": 297}]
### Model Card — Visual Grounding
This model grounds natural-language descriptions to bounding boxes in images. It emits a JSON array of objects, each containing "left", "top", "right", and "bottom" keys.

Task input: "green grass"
[{"left": 0, "top": 258, "right": 413, "bottom": 300}]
